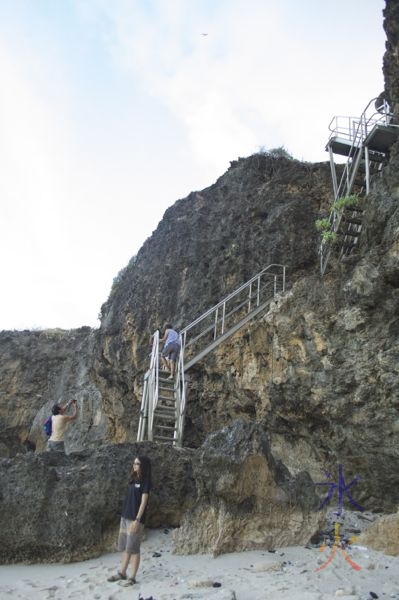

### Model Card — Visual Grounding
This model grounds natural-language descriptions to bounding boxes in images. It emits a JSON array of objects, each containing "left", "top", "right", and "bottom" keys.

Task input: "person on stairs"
[
  {"left": 107, "top": 455, "right": 152, "bottom": 586},
  {"left": 160, "top": 323, "right": 181, "bottom": 379}
]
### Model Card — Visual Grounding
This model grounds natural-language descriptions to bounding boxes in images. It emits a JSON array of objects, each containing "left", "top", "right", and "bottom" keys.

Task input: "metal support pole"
[
  {"left": 364, "top": 146, "right": 370, "bottom": 195},
  {"left": 328, "top": 145, "right": 338, "bottom": 199},
  {"left": 248, "top": 282, "right": 252, "bottom": 313},
  {"left": 214, "top": 307, "right": 218, "bottom": 340}
]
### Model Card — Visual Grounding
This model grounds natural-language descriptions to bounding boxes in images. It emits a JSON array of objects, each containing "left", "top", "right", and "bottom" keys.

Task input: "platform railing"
[
  {"left": 137, "top": 329, "right": 159, "bottom": 442},
  {"left": 320, "top": 97, "right": 396, "bottom": 275}
]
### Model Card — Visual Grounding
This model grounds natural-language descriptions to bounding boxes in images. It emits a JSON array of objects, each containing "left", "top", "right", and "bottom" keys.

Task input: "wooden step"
[
  {"left": 337, "top": 230, "right": 359, "bottom": 238},
  {"left": 154, "top": 411, "right": 176, "bottom": 420},
  {"left": 156, "top": 406, "right": 175, "bottom": 413},
  {"left": 344, "top": 206, "right": 364, "bottom": 213},
  {"left": 155, "top": 425, "right": 177, "bottom": 431},
  {"left": 154, "top": 435, "right": 176, "bottom": 442},
  {"left": 341, "top": 242, "right": 357, "bottom": 253},
  {"left": 342, "top": 216, "right": 362, "bottom": 225},
  {"left": 158, "top": 394, "right": 174, "bottom": 402},
  {"left": 156, "top": 403, "right": 175, "bottom": 411}
]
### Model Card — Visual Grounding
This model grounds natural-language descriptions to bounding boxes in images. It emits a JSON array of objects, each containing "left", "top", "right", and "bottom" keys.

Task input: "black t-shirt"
[{"left": 121, "top": 477, "right": 151, "bottom": 522}]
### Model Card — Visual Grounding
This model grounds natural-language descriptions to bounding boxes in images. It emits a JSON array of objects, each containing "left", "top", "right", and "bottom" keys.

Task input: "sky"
[{"left": 0, "top": 0, "right": 386, "bottom": 331}]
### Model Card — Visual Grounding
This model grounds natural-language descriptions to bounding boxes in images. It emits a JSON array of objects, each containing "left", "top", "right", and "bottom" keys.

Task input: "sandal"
[
  {"left": 107, "top": 571, "right": 127, "bottom": 582},
  {"left": 122, "top": 577, "right": 136, "bottom": 586}
]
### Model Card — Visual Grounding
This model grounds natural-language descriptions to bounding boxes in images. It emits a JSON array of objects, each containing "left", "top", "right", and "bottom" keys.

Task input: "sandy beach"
[{"left": 0, "top": 525, "right": 398, "bottom": 600}]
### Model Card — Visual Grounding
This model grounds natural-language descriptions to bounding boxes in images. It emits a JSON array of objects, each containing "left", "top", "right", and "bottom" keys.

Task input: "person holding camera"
[{"left": 46, "top": 399, "right": 78, "bottom": 453}]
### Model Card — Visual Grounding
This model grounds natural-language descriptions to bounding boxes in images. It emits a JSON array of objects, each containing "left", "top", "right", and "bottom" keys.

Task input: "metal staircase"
[
  {"left": 137, "top": 264, "right": 286, "bottom": 446},
  {"left": 320, "top": 96, "right": 398, "bottom": 275}
]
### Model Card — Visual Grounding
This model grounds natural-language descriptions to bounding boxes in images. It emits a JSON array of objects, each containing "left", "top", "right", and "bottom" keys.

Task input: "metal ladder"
[
  {"left": 137, "top": 264, "right": 286, "bottom": 446},
  {"left": 320, "top": 96, "right": 398, "bottom": 275}
]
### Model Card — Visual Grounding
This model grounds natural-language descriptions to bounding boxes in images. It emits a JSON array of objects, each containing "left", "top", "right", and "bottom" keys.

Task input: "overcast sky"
[{"left": 0, "top": 0, "right": 386, "bottom": 331}]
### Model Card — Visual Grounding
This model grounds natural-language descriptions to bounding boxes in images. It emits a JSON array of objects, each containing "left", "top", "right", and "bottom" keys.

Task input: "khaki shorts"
[{"left": 117, "top": 518, "right": 143, "bottom": 554}]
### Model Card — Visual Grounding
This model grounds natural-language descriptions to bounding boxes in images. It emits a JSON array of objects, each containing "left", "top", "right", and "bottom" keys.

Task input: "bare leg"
[
  {"left": 120, "top": 551, "right": 130, "bottom": 576},
  {"left": 129, "top": 553, "right": 140, "bottom": 580}
]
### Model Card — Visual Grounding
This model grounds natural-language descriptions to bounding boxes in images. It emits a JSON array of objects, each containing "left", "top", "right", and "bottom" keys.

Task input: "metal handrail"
[
  {"left": 320, "top": 97, "right": 396, "bottom": 275},
  {"left": 184, "top": 279, "right": 274, "bottom": 350},
  {"left": 180, "top": 264, "right": 286, "bottom": 353},
  {"left": 328, "top": 97, "right": 394, "bottom": 142},
  {"left": 138, "top": 265, "right": 287, "bottom": 446},
  {"left": 147, "top": 330, "right": 159, "bottom": 440},
  {"left": 175, "top": 335, "right": 186, "bottom": 446},
  {"left": 136, "top": 376, "right": 148, "bottom": 442}
]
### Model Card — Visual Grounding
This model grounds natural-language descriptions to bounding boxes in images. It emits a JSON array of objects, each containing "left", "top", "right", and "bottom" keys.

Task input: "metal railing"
[
  {"left": 174, "top": 337, "right": 186, "bottom": 447},
  {"left": 138, "top": 330, "right": 186, "bottom": 447},
  {"left": 320, "top": 97, "right": 396, "bottom": 275},
  {"left": 137, "top": 264, "right": 287, "bottom": 446},
  {"left": 327, "top": 97, "right": 393, "bottom": 201},
  {"left": 180, "top": 264, "right": 286, "bottom": 368},
  {"left": 137, "top": 329, "right": 159, "bottom": 442}
]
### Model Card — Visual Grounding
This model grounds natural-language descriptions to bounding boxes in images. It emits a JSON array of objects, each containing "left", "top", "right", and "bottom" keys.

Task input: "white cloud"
[
  {"left": 0, "top": 0, "right": 387, "bottom": 329},
  {"left": 77, "top": 0, "right": 385, "bottom": 167}
]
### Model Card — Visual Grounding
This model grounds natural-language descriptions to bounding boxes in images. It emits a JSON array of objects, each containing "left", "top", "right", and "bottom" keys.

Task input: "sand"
[{"left": 0, "top": 525, "right": 398, "bottom": 600}]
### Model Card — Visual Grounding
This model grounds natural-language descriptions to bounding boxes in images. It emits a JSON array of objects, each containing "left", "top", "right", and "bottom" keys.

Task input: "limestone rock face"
[
  {"left": 359, "top": 509, "right": 399, "bottom": 556},
  {"left": 94, "top": 154, "right": 333, "bottom": 444},
  {"left": 383, "top": 0, "right": 399, "bottom": 113},
  {"left": 0, "top": 0, "right": 398, "bottom": 558},
  {"left": 0, "top": 155, "right": 333, "bottom": 457},
  {"left": 173, "top": 420, "right": 324, "bottom": 556},
  {"left": 0, "top": 328, "right": 105, "bottom": 456},
  {"left": 0, "top": 442, "right": 195, "bottom": 563}
]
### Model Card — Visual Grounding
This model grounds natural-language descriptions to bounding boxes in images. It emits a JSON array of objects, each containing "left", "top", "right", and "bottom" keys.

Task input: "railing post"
[
  {"left": 328, "top": 145, "right": 338, "bottom": 199},
  {"left": 257, "top": 275, "right": 260, "bottom": 306},
  {"left": 248, "top": 282, "right": 252, "bottom": 313},
  {"left": 274, "top": 275, "right": 277, "bottom": 296},
  {"left": 282, "top": 266, "right": 286, "bottom": 292},
  {"left": 221, "top": 302, "right": 226, "bottom": 334},
  {"left": 214, "top": 307, "right": 218, "bottom": 340},
  {"left": 364, "top": 145, "right": 370, "bottom": 195},
  {"left": 345, "top": 163, "right": 350, "bottom": 196},
  {"left": 182, "top": 330, "right": 187, "bottom": 353}
]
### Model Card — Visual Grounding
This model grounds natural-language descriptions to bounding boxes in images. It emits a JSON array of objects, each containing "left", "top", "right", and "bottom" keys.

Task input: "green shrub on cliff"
[{"left": 315, "top": 194, "right": 359, "bottom": 245}]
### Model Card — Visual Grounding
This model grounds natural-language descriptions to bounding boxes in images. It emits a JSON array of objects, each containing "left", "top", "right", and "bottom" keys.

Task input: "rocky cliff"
[
  {"left": 0, "top": 0, "right": 398, "bottom": 561},
  {"left": 0, "top": 153, "right": 333, "bottom": 454}
]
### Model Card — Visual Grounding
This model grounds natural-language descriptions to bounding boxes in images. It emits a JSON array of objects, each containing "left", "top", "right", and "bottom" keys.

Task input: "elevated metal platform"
[
  {"left": 363, "top": 124, "right": 399, "bottom": 153},
  {"left": 326, "top": 137, "right": 360, "bottom": 158},
  {"left": 320, "top": 96, "right": 399, "bottom": 275}
]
